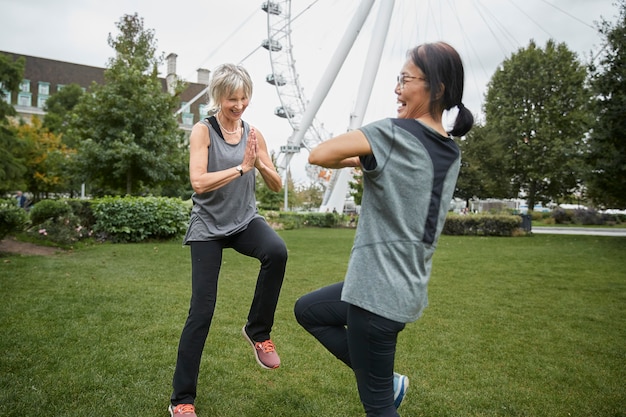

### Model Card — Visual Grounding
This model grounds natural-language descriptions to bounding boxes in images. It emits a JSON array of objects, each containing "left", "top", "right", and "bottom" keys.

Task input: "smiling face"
[
  {"left": 395, "top": 59, "right": 431, "bottom": 120},
  {"left": 219, "top": 88, "right": 249, "bottom": 122}
]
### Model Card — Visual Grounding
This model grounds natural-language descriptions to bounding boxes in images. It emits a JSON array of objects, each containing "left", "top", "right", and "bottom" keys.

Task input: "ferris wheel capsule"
[
  {"left": 266, "top": 73, "right": 287, "bottom": 86},
  {"left": 262, "top": 1, "right": 282, "bottom": 15}
]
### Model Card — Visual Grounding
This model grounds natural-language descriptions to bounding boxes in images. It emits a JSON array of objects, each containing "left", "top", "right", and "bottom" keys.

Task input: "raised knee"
[
  {"left": 293, "top": 297, "right": 307, "bottom": 325},
  {"left": 266, "top": 241, "right": 288, "bottom": 264}
]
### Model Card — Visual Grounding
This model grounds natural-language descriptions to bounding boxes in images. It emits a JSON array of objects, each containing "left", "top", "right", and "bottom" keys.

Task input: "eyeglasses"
[
  {"left": 396, "top": 74, "right": 417, "bottom": 89},
  {"left": 397, "top": 74, "right": 427, "bottom": 89}
]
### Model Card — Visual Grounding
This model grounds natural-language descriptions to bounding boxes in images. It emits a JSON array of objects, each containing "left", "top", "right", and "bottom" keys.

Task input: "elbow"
[
  {"left": 190, "top": 179, "right": 204, "bottom": 194},
  {"left": 308, "top": 150, "right": 323, "bottom": 166}
]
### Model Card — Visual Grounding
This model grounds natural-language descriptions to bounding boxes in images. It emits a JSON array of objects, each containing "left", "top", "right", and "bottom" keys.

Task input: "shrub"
[
  {"left": 27, "top": 199, "right": 91, "bottom": 246},
  {"left": 552, "top": 208, "right": 573, "bottom": 224},
  {"left": 92, "top": 196, "right": 189, "bottom": 243},
  {"left": 443, "top": 214, "right": 522, "bottom": 236},
  {"left": 0, "top": 199, "right": 29, "bottom": 240},
  {"left": 29, "top": 199, "right": 72, "bottom": 225},
  {"left": 65, "top": 199, "right": 96, "bottom": 229},
  {"left": 259, "top": 211, "right": 344, "bottom": 230},
  {"left": 572, "top": 208, "right": 612, "bottom": 225}
]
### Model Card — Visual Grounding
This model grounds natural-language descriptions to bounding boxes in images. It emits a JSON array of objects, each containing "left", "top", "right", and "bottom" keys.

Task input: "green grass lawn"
[{"left": 1, "top": 229, "right": 625, "bottom": 417}]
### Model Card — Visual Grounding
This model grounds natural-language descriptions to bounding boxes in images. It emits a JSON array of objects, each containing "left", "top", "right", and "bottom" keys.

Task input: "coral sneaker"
[
  {"left": 242, "top": 326, "right": 281, "bottom": 369},
  {"left": 168, "top": 404, "right": 197, "bottom": 417}
]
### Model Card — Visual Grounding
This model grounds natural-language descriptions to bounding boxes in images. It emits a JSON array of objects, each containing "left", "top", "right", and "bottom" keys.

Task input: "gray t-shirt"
[
  {"left": 183, "top": 117, "right": 261, "bottom": 243},
  {"left": 341, "top": 118, "right": 461, "bottom": 323}
]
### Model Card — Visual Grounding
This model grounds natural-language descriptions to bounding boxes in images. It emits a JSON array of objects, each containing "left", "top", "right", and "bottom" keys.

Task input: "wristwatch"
[{"left": 236, "top": 165, "right": 244, "bottom": 176}]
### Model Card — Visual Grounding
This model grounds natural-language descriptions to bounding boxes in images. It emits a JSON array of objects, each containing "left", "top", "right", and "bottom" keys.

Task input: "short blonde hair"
[{"left": 206, "top": 64, "right": 253, "bottom": 115}]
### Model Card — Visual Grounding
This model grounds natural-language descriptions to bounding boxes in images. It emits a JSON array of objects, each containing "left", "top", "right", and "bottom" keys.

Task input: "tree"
[
  {"left": 483, "top": 40, "right": 590, "bottom": 210},
  {"left": 585, "top": 0, "right": 626, "bottom": 208},
  {"left": 0, "top": 53, "right": 26, "bottom": 194},
  {"left": 67, "top": 13, "right": 187, "bottom": 196},
  {"left": 43, "top": 83, "right": 84, "bottom": 139},
  {"left": 456, "top": 124, "right": 512, "bottom": 204},
  {"left": 294, "top": 182, "right": 324, "bottom": 211},
  {"left": 256, "top": 159, "right": 297, "bottom": 210},
  {"left": 14, "top": 117, "right": 73, "bottom": 199},
  {"left": 348, "top": 169, "right": 363, "bottom": 206}
]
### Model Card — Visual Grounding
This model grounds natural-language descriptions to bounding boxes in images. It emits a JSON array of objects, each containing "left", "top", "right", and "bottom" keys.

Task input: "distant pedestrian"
[{"left": 15, "top": 191, "right": 27, "bottom": 209}]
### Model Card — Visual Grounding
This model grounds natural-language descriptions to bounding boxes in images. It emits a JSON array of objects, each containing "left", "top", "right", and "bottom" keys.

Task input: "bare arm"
[
  {"left": 252, "top": 127, "right": 283, "bottom": 192},
  {"left": 308, "top": 129, "right": 372, "bottom": 169},
  {"left": 188, "top": 122, "right": 257, "bottom": 194}
]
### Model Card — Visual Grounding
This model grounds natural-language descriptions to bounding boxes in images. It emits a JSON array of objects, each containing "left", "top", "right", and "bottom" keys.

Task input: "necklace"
[{"left": 216, "top": 112, "right": 240, "bottom": 135}]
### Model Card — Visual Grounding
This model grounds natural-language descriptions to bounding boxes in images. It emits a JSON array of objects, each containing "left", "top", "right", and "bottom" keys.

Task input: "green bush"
[
  {"left": 92, "top": 196, "right": 189, "bottom": 243},
  {"left": 443, "top": 214, "right": 522, "bottom": 236},
  {"left": 27, "top": 199, "right": 91, "bottom": 246},
  {"left": 65, "top": 199, "right": 96, "bottom": 229},
  {"left": 0, "top": 199, "right": 29, "bottom": 240},
  {"left": 530, "top": 210, "right": 547, "bottom": 221},
  {"left": 260, "top": 211, "right": 344, "bottom": 230},
  {"left": 552, "top": 208, "right": 573, "bottom": 224},
  {"left": 551, "top": 208, "right": 623, "bottom": 226},
  {"left": 29, "top": 199, "right": 72, "bottom": 225}
]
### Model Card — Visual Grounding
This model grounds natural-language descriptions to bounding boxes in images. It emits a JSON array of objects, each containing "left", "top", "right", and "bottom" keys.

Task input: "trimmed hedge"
[
  {"left": 443, "top": 214, "right": 523, "bottom": 237},
  {"left": 92, "top": 196, "right": 189, "bottom": 243},
  {"left": 263, "top": 211, "right": 344, "bottom": 230}
]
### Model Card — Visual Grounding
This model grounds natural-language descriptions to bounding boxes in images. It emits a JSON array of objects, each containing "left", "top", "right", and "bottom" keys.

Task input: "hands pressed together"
[{"left": 241, "top": 128, "right": 259, "bottom": 174}]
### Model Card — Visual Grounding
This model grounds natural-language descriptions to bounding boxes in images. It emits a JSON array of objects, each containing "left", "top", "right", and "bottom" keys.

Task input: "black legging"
[
  {"left": 294, "top": 282, "right": 406, "bottom": 416},
  {"left": 171, "top": 217, "right": 287, "bottom": 405}
]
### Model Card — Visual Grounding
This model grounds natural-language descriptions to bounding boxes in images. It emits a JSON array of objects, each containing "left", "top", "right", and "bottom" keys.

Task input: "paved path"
[{"left": 531, "top": 227, "right": 626, "bottom": 237}]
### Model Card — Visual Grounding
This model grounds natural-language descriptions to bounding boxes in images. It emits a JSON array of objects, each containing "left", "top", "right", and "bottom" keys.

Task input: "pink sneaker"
[
  {"left": 168, "top": 404, "right": 197, "bottom": 417},
  {"left": 242, "top": 326, "right": 281, "bottom": 369}
]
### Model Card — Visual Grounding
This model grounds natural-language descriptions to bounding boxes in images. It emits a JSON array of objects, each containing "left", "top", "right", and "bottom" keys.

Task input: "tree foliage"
[
  {"left": 348, "top": 170, "right": 363, "bottom": 206},
  {"left": 43, "top": 83, "right": 85, "bottom": 138},
  {"left": 13, "top": 117, "right": 73, "bottom": 199},
  {"left": 585, "top": 0, "right": 626, "bottom": 208},
  {"left": 482, "top": 40, "right": 590, "bottom": 209},
  {"left": 0, "top": 53, "right": 26, "bottom": 193},
  {"left": 67, "top": 13, "right": 187, "bottom": 196},
  {"left": 456, "top": 124, "right": 512, "bottom": 203}
]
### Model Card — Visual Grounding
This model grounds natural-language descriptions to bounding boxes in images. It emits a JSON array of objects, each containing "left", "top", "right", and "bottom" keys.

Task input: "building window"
[
  {"left": 57, "top": 84, "right": 65, "bottom": 91},
  {"left": 199, "top": 104, "right": 208, "bottom": 116},
  {"left": 20, "top": 80, "right": 30, "bottom": 93},
  {"left": 37, "top": 95, "right": 48, "bottom": 108},
  {"left": 38, "top": 82, "right": 50, "bottom": 96},
  {"left": 2, "top": 90, "right": 10, "bottom": 105},
  {"left": 18, "top": 92, "right": 32, "bottom": 107},
  {"left": 182, "top": 113, "right": 194, "bottom": 126},
  {"left": 180, "top": 102, "right": 194, "bottom": 125}
]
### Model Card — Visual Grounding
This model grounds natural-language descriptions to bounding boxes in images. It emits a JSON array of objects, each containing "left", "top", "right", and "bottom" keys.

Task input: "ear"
[{"left": 435, "top": 83, "right": 445, "bottom": 100}]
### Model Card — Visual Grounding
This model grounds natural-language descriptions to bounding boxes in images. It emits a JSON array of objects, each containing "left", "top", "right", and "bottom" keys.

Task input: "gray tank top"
[{"left": 183, "top": 117, "right": 260, "bottom": 243}]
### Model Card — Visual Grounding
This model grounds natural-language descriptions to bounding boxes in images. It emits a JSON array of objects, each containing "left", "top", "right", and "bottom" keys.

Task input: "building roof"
[{"left": 1, "top": 50, "right": 209, "bottom": 131}]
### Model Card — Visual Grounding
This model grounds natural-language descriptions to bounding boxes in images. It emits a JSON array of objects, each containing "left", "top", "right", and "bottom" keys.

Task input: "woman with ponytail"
[{"left": 294, "top": 42, "right": 473, "bottom": 416}]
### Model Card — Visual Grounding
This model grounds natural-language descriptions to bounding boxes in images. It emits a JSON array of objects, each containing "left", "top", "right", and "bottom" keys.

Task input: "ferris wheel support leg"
[
  {"left": 281, "top": 0, "right": 375, "bottom": 211},
  {"left": 286, "top": 0, "right": 375, "bottom": 152},
  {"left": 320, "top": 0, "right": 396, "bottom": 213},
  {"left": 349, "top": 0, "right": 395, "bottom": 130}
]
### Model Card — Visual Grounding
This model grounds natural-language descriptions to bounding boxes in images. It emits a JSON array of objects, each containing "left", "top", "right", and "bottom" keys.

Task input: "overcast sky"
[{"left": 0, "top": 0, "right": 618, "bottom": 184}]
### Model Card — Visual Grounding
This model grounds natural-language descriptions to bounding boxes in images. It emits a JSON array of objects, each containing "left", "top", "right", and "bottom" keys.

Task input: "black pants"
[
  {"left": 294, "top": 282, "right": 406, "bottom": 416},
  {"left": 171, "top": 217, "right": 288, "bottom": 405}
]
